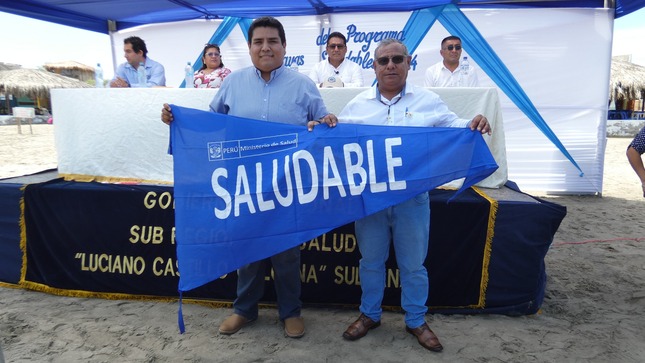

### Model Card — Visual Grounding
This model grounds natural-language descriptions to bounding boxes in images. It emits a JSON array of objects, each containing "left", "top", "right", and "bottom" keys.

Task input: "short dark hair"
[
  {"left": 327, "top": 32, "right": 347, "bottom": 46},
  {"left": 441, "top": 36, "right": 461, "bottom": 47},
  {"left": 200, "top": 43, "right": 225, "bottom": 70},
  {"left": 374, "top": 38, "right": 409, "bottom": 58},
  {"left": 124, "top": 36, "right": 148, "bottom": 58},
  {"left": 247, "top": 16, "right": 286, "bottom": 46}
]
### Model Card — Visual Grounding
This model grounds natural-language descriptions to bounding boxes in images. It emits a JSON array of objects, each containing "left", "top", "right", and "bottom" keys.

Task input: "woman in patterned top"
[{"left": 193, "top": 43, "right": 232, "bottom": 88}]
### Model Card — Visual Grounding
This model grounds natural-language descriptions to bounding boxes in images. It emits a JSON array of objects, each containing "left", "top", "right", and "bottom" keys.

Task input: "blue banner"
[{"left": 170, "top": 106, "right": 498, "bottom": 292}]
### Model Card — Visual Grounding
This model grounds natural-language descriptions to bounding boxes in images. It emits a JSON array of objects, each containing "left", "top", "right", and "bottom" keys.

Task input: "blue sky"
[{"left": 1, "top": 7, "right": 644, "bottom": 79}]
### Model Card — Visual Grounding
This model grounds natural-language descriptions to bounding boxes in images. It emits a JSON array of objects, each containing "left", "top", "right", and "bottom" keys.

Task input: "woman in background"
[{"left": 194, "top": 43, "right": 231, "bottom": 88}]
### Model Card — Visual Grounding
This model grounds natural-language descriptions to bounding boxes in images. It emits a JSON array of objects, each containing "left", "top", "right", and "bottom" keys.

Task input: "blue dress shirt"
[
  {"left": 210, "top": 65, "right": 328, "bottom": 125},
  {"left": 113, "top": 57, "right": 166, "bottom": 87}
]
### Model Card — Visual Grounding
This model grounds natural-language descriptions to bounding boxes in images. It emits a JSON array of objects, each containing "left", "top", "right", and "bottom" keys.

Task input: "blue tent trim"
[
  {"left": 0, "top": 1, "right": 642, "bottom": 34},
  {"left": 402, "top": 4, "right": 584, "bottom": 176}
]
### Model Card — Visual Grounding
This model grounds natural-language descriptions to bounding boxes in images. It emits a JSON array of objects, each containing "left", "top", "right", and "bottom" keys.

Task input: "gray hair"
[{"left": 374, "top": 38, "right": 410, "bottom": 57}]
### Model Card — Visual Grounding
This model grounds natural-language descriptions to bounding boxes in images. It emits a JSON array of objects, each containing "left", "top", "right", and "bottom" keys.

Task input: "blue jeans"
[
  {"left": 355, "top": 192, "right": 430, "bottom": 328},
  {"left": 233, "top": 245, "right": 301, "bottom": 321}
]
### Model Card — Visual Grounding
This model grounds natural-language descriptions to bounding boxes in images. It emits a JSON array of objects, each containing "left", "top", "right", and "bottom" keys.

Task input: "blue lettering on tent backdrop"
[
  {"left": 284, "top": 55, "right": 305, "bottom": 67},
  {"left": 315, "top": 26, "right": 417, "bottom": 71}
]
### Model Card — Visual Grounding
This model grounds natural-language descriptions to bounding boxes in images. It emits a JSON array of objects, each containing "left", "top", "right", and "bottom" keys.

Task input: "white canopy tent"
[
  {"left": 3, "top": 0, "right": 642, "bottom": 194},
  {"left": 110, "top": 8, "right": 613, "bottom": 193}
]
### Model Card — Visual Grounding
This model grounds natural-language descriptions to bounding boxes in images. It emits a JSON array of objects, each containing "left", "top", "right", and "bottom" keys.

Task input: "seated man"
[
  {"left": 308, "top": 32, "right": 364, "bottom": 88},
  {"left": 424, "top": 35, "right": 479, "bottom": 87},
  {"left": 110, "top": 36, "right": 166, "bottom": 88}
]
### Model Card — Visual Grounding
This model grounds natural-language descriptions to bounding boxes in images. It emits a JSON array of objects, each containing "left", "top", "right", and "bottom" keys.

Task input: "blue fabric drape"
[{"left": 401, "top": 4, "right": 584, "bottom": 176}]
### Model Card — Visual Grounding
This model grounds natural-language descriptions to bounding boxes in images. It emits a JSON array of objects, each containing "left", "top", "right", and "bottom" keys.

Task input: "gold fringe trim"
[
  {"left": 16, "top": 280, "right": 235, "bottom": 308},
  {"left": 59, "top": 173, "right": 172, "bottom": 186},
  {"left": 0, "top": 281, "right": 21, "bottom": 289},
  {"left": 19, "top": 185, "right": 28, "bottom": 284},
  {"left": 471, "top": 186, "right": 498, "bottom": 309},
  {"left": 7, "top": 280, "right": 403, "bottom": 312}
]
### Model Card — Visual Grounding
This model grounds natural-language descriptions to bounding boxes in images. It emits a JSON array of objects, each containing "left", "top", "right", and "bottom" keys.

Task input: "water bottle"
[
  {"left": 137, "top": 62, "right": 147, "bottom": 87},
  {"left": 460, "top": 56, "right": 470, "bottom": 75},
  {"left": 184, "top": 62, "right": 194, "bottom": 88},
  {"left": 94, "top": 63, "right": 104, "bottom": 88},
  {"left": 460, "top": 56, "right": 470, "bottom": 86}
]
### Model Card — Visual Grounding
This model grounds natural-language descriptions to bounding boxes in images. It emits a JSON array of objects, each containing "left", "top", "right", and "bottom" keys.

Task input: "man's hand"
[
  {"left": 469, "top": 114, "right": 491, "bottom": 135},
  {"left": 307, "top": 113, "right": 338, "bottom": 131},
  {"left": 110, "top": 77, "right": 129, "bottom": 88},
  {"left": 161, "top": 103, "right": 173, "bottom": 125}
]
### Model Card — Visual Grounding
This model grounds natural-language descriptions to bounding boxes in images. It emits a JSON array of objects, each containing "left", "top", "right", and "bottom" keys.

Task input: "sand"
[{"left": 1, "top": 124, "right": 644, "bottom": 362}]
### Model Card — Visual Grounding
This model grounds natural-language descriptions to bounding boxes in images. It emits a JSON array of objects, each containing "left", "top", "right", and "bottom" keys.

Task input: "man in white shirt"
[
  {"left": 308, "top": 32, "right": 364, "bottom": 88},
  {"left": 424, "top": 35, "right": 479, "bottom": 87},
  {"left": 339, "top": 38, "right": 490, "bottom": 353}
]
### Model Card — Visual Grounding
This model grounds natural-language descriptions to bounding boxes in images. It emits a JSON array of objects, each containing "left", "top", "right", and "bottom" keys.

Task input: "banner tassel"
[{"left": 178, "top": 290, "right": 186, "bottom": 334}]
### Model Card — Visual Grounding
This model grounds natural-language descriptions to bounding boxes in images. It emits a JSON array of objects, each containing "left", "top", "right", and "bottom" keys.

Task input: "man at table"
[
  {"left": 161, "top": 16, "right": 337, "bottom": 339},
  {"left": 424, "top": 35, "right": 479, "bottom": 87},
  {"left": 110, "top": 36, "right": 166, "bottom": 88},
  {"left": 308, "top": 32, "right": 364, "bottom": 88},
  {"left": 339, "top": 38, "right": 490, "bottom": 352}
]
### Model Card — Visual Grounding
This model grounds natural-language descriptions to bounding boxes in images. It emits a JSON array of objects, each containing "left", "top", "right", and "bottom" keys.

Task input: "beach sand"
[{"left": 1, "top": 125, "right": 644, "bottom": 362}]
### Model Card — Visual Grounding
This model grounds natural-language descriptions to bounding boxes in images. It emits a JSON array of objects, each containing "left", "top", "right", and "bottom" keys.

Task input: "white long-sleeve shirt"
[
  {"left": 308, "top": 59, "right": 364, "bottom": 88},
  {"left": 339, "top": 83, "right": 470, "bottom": 128},
  {"left": 424, "top": 61, "right": 479, "bottom": 87}
]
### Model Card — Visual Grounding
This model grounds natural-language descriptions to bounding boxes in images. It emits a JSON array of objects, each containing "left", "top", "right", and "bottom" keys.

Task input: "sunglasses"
[
  {"left": 444, "top": 45, "right": 462, "bottom": 51},
  {"left": 206, "top": 52, "right": 221, "bottom": 57},
  {"left": 327, "top": 44, "right": 346, "bottom": 49},
  {"left": 375, "top": 55, "right": 406, "bottom": 66}
]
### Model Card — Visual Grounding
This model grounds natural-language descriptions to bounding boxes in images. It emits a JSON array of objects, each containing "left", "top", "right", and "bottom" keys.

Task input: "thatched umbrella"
[
  {"left": 44, "top": 61, "right": 95, "bottom": 82},
  {"left": 609, "top": 59, "right": 645, "bottom": 102},
  {"left": 0, "top": 68, "right": 92, "bottom": 115},
  {"left": 0, "top": 68, "right": 92, "bottom": 99}
]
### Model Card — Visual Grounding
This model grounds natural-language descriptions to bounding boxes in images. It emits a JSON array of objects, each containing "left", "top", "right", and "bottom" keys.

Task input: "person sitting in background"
[
  {"left": 110, "top": 36, "right": 166, "bottom": 88},
  {"left": 424, "top": 35, "right": 479, "bottom": 87},
  {"left": 626, "top": 125, "right": 645, "bottom": 197},
  {"left": 308, "top": 32, "right": 364, "bottom": 88},
  {"left": 193, "top": 43, "right": 232, "bottom": 88}
]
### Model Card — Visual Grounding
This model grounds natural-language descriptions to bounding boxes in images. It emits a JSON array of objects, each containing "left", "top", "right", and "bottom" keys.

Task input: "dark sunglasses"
[
  {"left": 444, "top": 45, "right": 462, "bottom": 51},
  {"left": 327, "top": 44, "right": 346, "bottom": 49},
  {"left": 376, "top": 55, "right": 406, "bottom": 66}
]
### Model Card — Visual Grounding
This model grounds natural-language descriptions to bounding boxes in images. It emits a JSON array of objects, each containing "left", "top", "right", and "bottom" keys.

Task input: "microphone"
[{"left": 334, "top": 70, "right": 339, "bottom": 75}]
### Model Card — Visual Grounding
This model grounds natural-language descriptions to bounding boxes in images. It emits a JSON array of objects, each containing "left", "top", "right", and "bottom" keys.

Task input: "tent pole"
[{"left": 108, "top": 20, "right": 118, "bottom": 77}]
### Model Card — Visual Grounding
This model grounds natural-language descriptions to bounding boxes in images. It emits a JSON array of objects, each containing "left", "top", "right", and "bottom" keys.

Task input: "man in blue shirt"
[
  {"left": 162, "top": 16, "right": 336, "bottom": 338},
  {"left": 110, "top": 36, "right": 166, "bottom": 87}
]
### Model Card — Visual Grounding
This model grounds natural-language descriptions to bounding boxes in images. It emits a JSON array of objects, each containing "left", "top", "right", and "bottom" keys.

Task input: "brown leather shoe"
[
  {"left": 218, "top": 313, "right": 255, "bottom": 335},
  {"left": 342, "top": 313, "right": 381, "bottom": 341},
  {"left": 405, "top": 323, "right": 443, "bottom": 352},
  {"left": 284, "top": 316, "right": 305, "bottom": 338}
]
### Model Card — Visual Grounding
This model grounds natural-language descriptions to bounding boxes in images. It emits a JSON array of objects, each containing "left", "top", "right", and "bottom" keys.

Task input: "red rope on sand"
[{"left": 553, "top": 237, "right": 645, "bottom": 246}]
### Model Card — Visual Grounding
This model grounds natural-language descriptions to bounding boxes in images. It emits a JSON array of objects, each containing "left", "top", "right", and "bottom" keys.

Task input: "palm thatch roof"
[
  {"left": 610, "top": 59, "right": 645, "bottom": 101},
  {"left": 43, "top": 61, "right": 95, "bottom": 82},
  {"left": 43, "top": 61, "right": 94, "bottom": 72},
  {"left": 0, "top": 68, "right": 92, "bottom": 99},
  {"left": 0, "top": 62, "right": 22, "bottom": 71}
]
